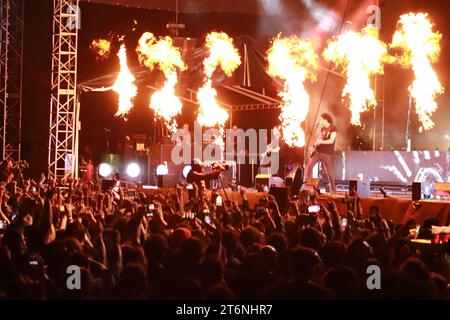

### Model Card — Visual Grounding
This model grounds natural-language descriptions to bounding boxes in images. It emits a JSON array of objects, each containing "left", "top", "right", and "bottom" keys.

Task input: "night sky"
[{"left": 21, "top": 0, "right": 450, "bottom": 177}]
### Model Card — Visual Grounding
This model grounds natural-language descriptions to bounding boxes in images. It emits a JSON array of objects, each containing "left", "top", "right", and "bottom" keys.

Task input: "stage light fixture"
[
  {"left": 99, "top": 163, "right": 113, "bottom": 178},
  {"left": 156, "top": 163, "right": 169, "bottom": 176},
  {"left": 182, "top": 165, "right": 192, "bottom": 178},
  {"left": 126, "top": 162, "right": 141, "bottom": 178}
]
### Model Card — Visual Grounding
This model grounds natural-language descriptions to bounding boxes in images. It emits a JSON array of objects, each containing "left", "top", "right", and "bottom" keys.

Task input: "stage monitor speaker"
[
  {"left": 269, "top": 186, "right": 289, "bottom": 214},
  {"left": 237, "top": 163, "right": 255, "bottom": 187},
  {"left": 255, "top": 174, "right": 271, "bottom": 187},
  {"left": 412, "top": 182, "right": 422, "bottom": 201},
  {"left": 349, "top": 179, "right": 371, "bottom": 197},
  {"left": 301, "top": 178, "right": 320, "bottom": 194},
  {"left": 157, "top": 174, "right": 178, "bottom": 188}
]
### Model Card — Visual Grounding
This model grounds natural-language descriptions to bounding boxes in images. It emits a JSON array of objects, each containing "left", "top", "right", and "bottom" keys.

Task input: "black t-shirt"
[{"left": 317, "top": 125, "right": 337, "bottom": 154}]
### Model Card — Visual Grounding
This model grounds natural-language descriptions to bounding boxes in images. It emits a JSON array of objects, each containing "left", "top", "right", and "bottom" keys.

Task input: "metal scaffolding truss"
[
  {"left": 0, "top": 0, "right": 24, "bottom": 161},
  {"left": 48, "top": 0, "right": 80, "bottom": 180}
]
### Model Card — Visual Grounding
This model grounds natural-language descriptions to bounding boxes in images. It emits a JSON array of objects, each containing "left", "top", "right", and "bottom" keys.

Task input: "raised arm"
[{"left": 40, "top": 190, "right": 56, "bottom": 245}]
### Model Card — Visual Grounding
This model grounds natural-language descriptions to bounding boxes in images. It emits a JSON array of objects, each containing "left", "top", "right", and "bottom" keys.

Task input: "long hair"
[{"left": 320, "top": 113, "right": 333, "bottom": 125}]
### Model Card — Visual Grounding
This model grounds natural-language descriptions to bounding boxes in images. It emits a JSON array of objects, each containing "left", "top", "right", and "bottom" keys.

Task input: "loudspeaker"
[
  {"left": 290, "top": 166, "right": 304, "bottom": 196},
  {"left": 412, "top": 182, "right": 422, "bottom": 201},
  {"left": 255, "top": 174, "right": 271, "bottom": 186},
  {"left": 157, "top": 174, "right": 178, "bottom": 188},
  {"left": 269, "top": 176, "right": 285, "bottom": 188},
  {"left": 349, "top": 180, "right": 371, "bottom": 197},
  {"left": 269, "top": 186, "right": 289, "bottom": 213}
]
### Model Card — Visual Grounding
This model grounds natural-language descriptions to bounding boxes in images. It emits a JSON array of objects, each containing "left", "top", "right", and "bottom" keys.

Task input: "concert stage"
[{"left": 138, "top": 187, "right": 450, "bottom": 226}]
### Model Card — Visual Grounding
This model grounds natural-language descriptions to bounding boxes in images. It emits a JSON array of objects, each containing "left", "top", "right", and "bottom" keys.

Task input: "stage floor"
[{"left": 139, "top": 187, "right": 450, "bottom": 226}]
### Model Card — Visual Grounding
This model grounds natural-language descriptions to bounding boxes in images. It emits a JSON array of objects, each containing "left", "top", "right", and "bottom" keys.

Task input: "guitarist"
[{"left": 306, "top": 113, "right": 337, "bottom": 193}]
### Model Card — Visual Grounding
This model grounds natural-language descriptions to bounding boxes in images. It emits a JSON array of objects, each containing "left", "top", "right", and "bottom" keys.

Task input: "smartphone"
[
  {"left": 32, "top": 186, "right": 37, "bottom": 193},
  {"left": 215, "top": 195, "right": 223, "bottom": 207},
  {"left": 149, "top": 203, "right": 155, "bottom": 211},
  {"left": 308, "top": 205, "right": 321, "bottom": 213},
  {"left": 29, "top": 260, "right": 39, "bottom": 266},
  {"left": 204, "top": 215, "right": 211, "bottom": 224},
  {"left": 186, "top": 184, "right": 193, "bottom": 190},
  {"left": 341, "top": 217, "right": 348, "bottom": 228},
  {"left": 0, "top": 220, "right": 7, "bottom": 229},
  {"left": 146, "top": 212, "right": 154, "bottom": 218}
]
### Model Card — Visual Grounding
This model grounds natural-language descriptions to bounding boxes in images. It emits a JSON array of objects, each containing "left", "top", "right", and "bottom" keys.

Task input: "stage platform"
[{"left": 138, "top": 187, "right": 450, "bottom": 226}]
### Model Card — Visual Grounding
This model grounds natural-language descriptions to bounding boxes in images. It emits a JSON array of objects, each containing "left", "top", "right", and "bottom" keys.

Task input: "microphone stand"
[
  {"left": 104, "top": 128, "right": 110, "bottom": 154},
  {"left": 218, "top": 173, "right": 230, "bottom": 203},
  {"left": 302, "top": 123, "right": 320, "bottom": 182}
]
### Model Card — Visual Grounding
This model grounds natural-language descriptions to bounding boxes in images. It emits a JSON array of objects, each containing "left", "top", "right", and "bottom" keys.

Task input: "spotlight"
[
  {"left": 182, "top": 165, "right": 192, "bottom": 178},
  {"left": 156, "top": 163, "right": 168, "bottom": 176},
  {"left": 126, "top": 162, "right": 141, "bottom": 178},
  {"left": 99, "top": 163, "right": 113, "bottom": 178}
]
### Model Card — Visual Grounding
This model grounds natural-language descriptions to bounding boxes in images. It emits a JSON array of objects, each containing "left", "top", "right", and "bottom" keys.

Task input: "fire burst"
[
  {"left": 267, "top": 36, "right": 319, "bottom": 147},
  {"left": 390, "top": 13, "right": 444, "bottom": 131},
  {"left": 323, "top": 27, "right": 390, "bottom": 126},
  {"left": 90, "top": 38, "right": 112, "bottom": 60},
  {"left": 197, "top": 32, "right": 241, "bottom": 129},
  {"left": 112, "top": 44, "right": 137, "bottom": 118},
  {"left": 136, "top": 32, "right": 186, "bottom": 131}
]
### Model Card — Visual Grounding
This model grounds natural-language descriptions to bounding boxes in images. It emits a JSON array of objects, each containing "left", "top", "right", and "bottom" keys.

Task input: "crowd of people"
[{"left": 0, "top": 159, "right": 449, "bottom": 300}]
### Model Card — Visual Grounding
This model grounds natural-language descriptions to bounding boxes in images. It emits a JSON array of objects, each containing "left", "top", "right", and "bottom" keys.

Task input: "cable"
[{"left": 302, "top": 0, "right": 351, "bottom": 176}]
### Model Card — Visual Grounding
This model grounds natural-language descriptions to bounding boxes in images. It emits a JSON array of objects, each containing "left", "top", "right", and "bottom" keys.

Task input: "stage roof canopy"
[{"left": 79, "top": 0, "right": 312, "bottom": 15}]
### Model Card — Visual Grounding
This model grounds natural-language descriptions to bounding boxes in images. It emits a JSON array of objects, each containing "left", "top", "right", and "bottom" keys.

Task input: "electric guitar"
[{"left": 309, "top": 139, "right": 320, "bottom": 158}]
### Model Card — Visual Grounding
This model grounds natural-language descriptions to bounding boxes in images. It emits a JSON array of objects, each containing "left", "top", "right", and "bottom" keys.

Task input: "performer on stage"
[
  {"left": 186, "top": 159, "right": 228, "bottom": 194},
  {"left": 306, "top": 113, "right": 337, "bottom": 193}
]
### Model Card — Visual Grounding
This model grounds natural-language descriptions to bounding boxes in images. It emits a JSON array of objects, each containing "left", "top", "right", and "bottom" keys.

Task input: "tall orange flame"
[
  {"left": 323, "top": 27, "right": 390, "bottom": 126},
  {"left": 112, "top": 44, "right": 137, "bottom": 118},
  {"left": 390, "top": 13, "right": 444, "bottom": 131},
  {"left": 267, "top": 36, "right": 319, "bottom": 147},
  {"left": 136, "top": 32, "right": 187, "bottom": 131},
  {"left": 197, "top": 32, "right": 241, "bottom": 129}
]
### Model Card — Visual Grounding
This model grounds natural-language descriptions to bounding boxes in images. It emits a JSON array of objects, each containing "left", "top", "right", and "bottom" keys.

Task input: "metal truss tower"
[
  {"left": 0, "top": 0, "right": 24, "bottom": 161},
  {"left": 48, "top": 0, "right": 79, "bottom": 180}
]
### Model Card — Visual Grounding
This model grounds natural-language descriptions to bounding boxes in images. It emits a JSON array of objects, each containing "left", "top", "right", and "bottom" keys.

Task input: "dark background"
[{"left": 22, "top": 0, "right": 450, "bottom": 177}]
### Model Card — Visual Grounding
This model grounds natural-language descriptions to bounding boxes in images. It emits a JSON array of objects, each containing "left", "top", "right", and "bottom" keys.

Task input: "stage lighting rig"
[
  {"left": 99, "top": 163, "right": 113, "bottom": 178},
  {"left": 126, "top": 162, "right": 141, "bottom": 178}
]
